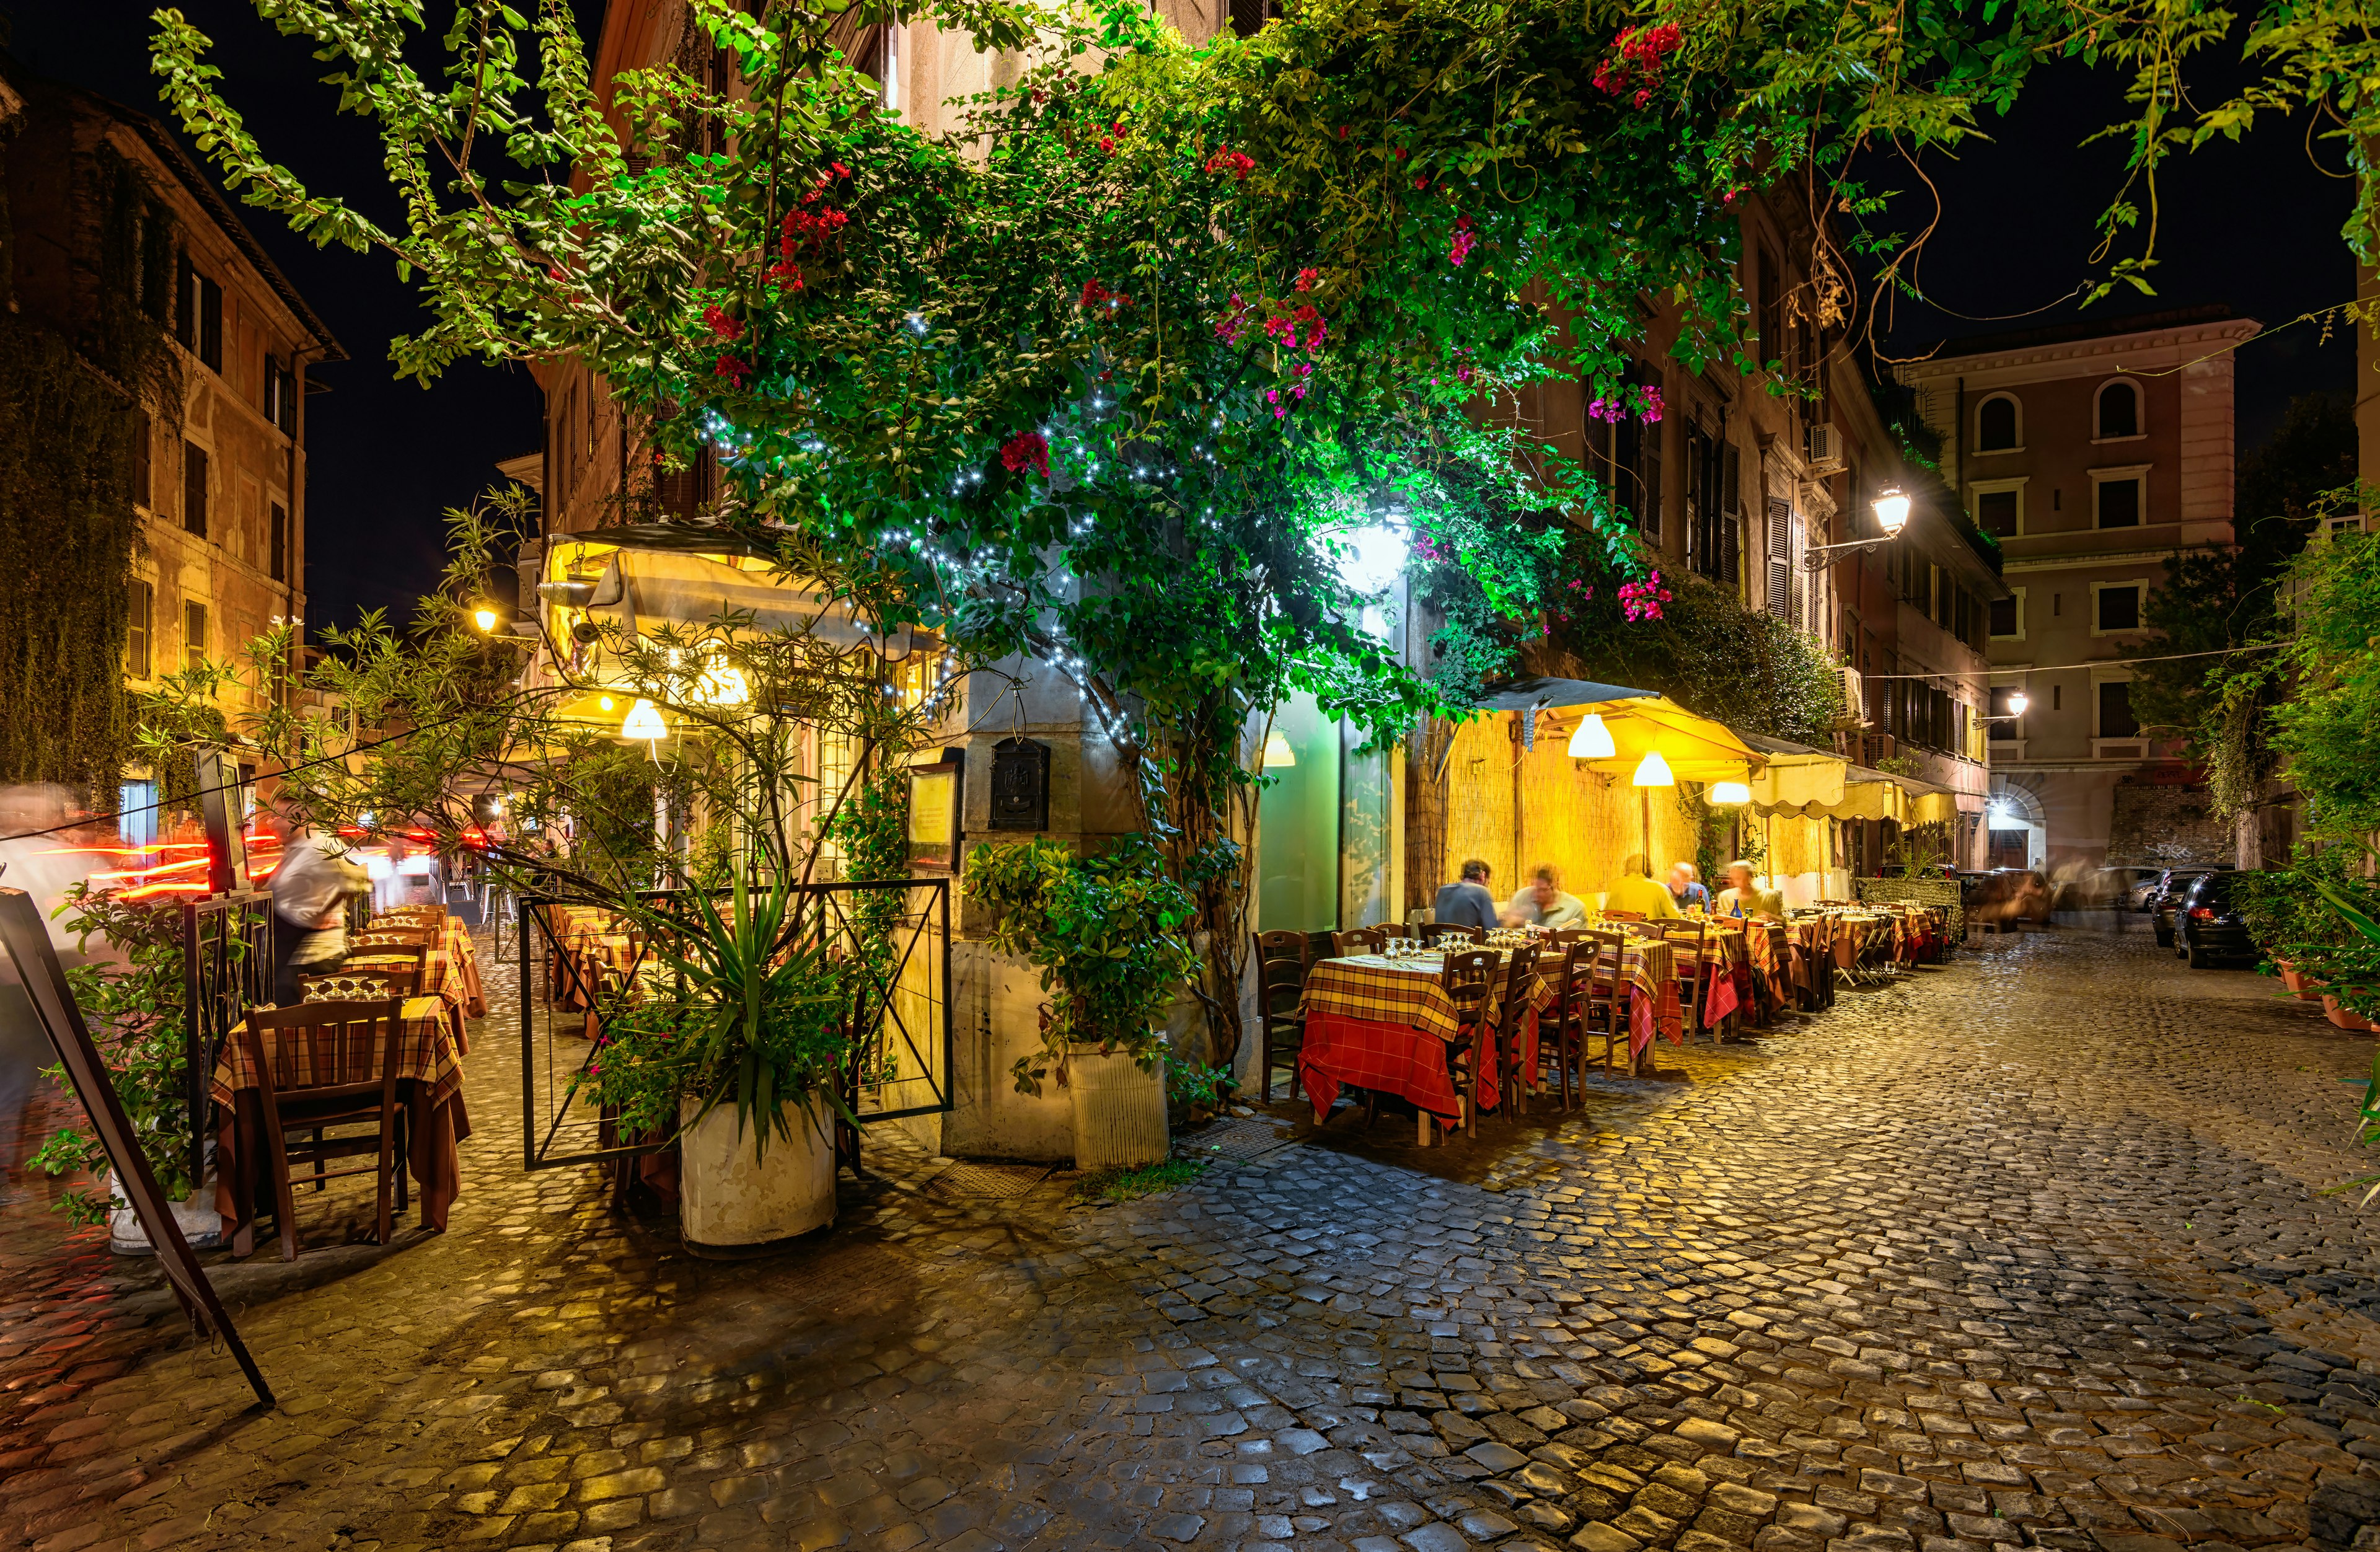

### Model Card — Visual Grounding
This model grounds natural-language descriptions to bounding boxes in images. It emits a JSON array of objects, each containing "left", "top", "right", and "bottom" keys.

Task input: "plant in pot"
[
  {"left": 963, "top": 836, "right": 1199, "bottom": 1170},
  {"left": 575, "top": 868, "right": 856, "bottom": 1253}
]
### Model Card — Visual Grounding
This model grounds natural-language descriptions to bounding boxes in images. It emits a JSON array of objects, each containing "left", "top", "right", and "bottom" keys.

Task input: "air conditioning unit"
[
  {"left": 2319, "top": 513, "right": 2369, "bottom": 539},
  {"left": 1806, "top": 423, "right": 1846, "bottom": 474},
  {"left": 1836, "top": 665, "right": 1866, "bottom": 725}
]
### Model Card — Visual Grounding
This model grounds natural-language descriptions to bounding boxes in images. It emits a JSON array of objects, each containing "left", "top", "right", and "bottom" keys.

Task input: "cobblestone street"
[{"left": 11, "top": 924, "right": 2380, "bottom": 1552}]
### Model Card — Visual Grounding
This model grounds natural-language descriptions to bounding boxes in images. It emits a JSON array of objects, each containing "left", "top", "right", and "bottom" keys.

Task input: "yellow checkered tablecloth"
[
  {"left": 214, "top": 995, "right": 464, "bottom": 1109},
  {"left": 1300, "top": 950, "right": 1553, "bottom": 1043}
]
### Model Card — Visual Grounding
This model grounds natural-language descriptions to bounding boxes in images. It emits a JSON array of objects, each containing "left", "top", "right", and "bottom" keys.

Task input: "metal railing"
[
  {"left": 181, "top": 892, "right": 275, "bottom": 1183},
  {"left": 516, "top": 876, "right": 953, "bottom": 1174}
]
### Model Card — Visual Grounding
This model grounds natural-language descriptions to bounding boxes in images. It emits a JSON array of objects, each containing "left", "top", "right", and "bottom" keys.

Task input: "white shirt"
[{"left": 269, "top": 834, "right": 368, "bottom": 963}]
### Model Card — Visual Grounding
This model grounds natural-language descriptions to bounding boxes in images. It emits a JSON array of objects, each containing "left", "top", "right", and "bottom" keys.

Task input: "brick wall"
[{"left": 2107, "top": 783, "right": 2231, "bottom": 865}]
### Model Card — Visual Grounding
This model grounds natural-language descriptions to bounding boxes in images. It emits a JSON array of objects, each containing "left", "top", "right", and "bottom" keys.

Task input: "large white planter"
[
  {"left": 677, "top": 1095, "right": 836, "bottom": 1256},
  {"left": 108, "top": 1171, "right": 224, "bottom": 1256},
  {"left": 1068, "top": 1044, "right": 1168, "bottom": 1171}
]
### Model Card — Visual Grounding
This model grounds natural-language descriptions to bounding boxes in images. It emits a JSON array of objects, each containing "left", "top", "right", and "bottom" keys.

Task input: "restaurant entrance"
[{"left": 1988, "top": 829, "right": 2028, "bottom": 869}]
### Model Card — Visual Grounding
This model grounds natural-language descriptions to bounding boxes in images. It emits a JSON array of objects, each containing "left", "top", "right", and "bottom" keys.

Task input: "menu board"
[{"left": 907, "top": 754, "right": 961, "bottom": 871}]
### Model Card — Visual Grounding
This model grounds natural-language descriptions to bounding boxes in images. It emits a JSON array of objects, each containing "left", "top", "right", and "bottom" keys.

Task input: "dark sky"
[{"left": 2, "top": 7, "right": 2356, "bottom": 632}]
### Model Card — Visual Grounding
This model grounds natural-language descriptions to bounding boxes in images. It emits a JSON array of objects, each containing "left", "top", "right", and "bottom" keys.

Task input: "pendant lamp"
[
  {"left": 1632, "top": 750, "right": 1675, "bottom": 787},
  {"left": 1567, "top": 713, "right": 1617, "bottom": 760},
  {"left": 1708, "top": 780, "right": 1752, "bottom": 806}
]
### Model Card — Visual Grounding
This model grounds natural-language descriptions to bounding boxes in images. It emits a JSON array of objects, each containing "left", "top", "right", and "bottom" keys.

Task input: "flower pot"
[
  {"left": 1068, "top": 1043, "right": 1168, "bottom": 1171},
  {"left": 2276, "top": 962, "right": 2320, "bottom": 1001},
  {"left": 108, "top": 1170, "right": 224, "bottom": 1256},
  {"left": 677, "top": 1094, "right": 835, "bottom": 1256},
  {"left": 2320, "top": 994, "right": 2373, "bottom": 1033}
]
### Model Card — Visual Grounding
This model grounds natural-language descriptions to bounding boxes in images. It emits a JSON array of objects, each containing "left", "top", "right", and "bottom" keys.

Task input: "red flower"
[
  {"left": 999, "top": 431, "right": 1050, "bottom": 478},
  {"left": 547, "top": 265, "right": 568, "bottom": 283},
  {"left": 830, "top": 161, "right": 852, "bottom": 180},
  {"left": 1295, "top": 268, "right": 1319, "bottom": 293},
  {"left": 1080, "top": 279, "right": 1126, "bottom": 311},
  {"left": 701, "top": 303, "right": 742, "bottom": 342},
  {"left": 1414, "top": 175, "right": 1429, "bottom": 190},
  {"left": 1099, "top": 136, "right": 1117, "bottom": 153},
  {"left": 1204, "top": 146, "right": 1256, "bottom": 180},
  {"left": 715, "top": 353, "right": 752, "bottom": 389}
]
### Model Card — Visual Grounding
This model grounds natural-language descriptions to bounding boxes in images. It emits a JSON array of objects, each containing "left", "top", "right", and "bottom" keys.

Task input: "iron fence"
[
  {"left": 181, "top": 892, "right": 275, "bottom": 1183},
  {"left": 516, "top": 877, "right": 953, "bottom": 1173}
]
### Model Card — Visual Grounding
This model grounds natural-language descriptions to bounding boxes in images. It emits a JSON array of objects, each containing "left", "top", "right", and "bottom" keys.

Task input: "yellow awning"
[{"left": 1551, "top": 696, "right": 1763, "bottom": 785}]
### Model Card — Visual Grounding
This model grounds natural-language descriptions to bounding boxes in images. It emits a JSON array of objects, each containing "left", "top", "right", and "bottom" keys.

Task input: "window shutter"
[
  {"left": 175, "top": 253, "right": 195, "bottom": 349},
  {"left": 1766, "top": 555, "right": 1789, "bottom": 617},
  {"left": 131, "top": 409, "right": 151, "bottom": 509},
  {"left": 126, "top": 580, "right": 152, "bottom": 679},
  {"left": 199, "top": 278, "right": 223, "bottom": 373},
  {"left": 270, "top": 503, "right": 288, "bottom": 583},
  {"left": 182, "top": 443, "right": 208, "bottom": 538}
]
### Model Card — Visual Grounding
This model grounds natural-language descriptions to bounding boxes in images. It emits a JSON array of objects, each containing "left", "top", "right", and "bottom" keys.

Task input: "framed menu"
[{"left": 907, "top": 751, "right": 963, "bottom": 871}]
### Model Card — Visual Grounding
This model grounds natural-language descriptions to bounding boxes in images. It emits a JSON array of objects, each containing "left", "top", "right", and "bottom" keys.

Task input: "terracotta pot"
[
  {"left": 677, "top": 1093, "right": 836, "bottom": 1256},
  {"left": 2320, "top": 994, "right": 2373, "bottom": 1033},
  {"left": 2277, "top": 961, "right": 2321, "bottom": 1002}
]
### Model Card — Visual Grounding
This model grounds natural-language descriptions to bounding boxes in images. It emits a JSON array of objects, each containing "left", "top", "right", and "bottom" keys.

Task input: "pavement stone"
[{"left": 10, "top": 922, "right": 2380, "bottom": 1549}]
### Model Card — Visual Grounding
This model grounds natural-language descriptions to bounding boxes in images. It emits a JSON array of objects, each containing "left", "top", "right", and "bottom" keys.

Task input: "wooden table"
[{"left": 211, "top": 995, "right": 471, "bottom": 1254}]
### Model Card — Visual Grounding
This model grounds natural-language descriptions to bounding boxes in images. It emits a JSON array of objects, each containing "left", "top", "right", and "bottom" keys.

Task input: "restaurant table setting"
[
  {"left": 210, "top": 994, "right": 472, "bottom": 1254},
  {"left": 1295, "top": 940, "right": 1555, "bottom": 1129}
]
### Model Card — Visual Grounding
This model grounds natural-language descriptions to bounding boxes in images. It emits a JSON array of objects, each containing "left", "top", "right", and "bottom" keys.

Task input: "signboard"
[
  {"left": 195, "top": 746, "right": 249, "bottom": 896},
  {"left": 907, "top": 751, "right": 962, "bottom": 871},
  {"left": 989, "top": 737, "right": 1050, "bottom": 832},
  {"left": 0, "top": 889, "right": 273, "bottom": 1407}
]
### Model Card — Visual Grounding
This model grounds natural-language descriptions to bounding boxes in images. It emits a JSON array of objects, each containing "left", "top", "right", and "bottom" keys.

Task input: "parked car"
[
  {"left": 2104, "top": 866, "right": 2163, "bottom": 913},
  {"left": 2149, "top": 865, "right": 2231, "bottom": 946},
  {"left": 2176, "top": 871, "right": 2256, "bottom": 968}
]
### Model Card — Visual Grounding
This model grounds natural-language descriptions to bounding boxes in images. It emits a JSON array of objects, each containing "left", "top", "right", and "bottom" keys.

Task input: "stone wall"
[{"left": 2107, "top": 782, "right": 2232, "bottom": 866}]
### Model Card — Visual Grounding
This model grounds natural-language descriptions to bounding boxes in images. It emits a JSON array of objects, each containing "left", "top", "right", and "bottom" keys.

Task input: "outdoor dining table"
[
  {"left": 1657, "top": 923, "right": 1749, "bottom": 1032},
  {"left": 211, "top": 994, "right": 472, "bottom": 1256},
  {"left": 1295, "top": 948, "right": 1555, "bottom": 1140},
  {"left": 345, "top": 940, "right": 477, "bottom": 1054}
]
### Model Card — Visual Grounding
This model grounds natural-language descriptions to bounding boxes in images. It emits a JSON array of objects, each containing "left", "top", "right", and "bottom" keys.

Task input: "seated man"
[
  {"left": 1601, "top": 853, "right": 1682, "bottom": 919},
  {"left": 1504, "top": 865, "right": 1587, "bottom": 928},
  {"left": 1432, "top": 858, "right": 1499, "bottom": 930},
  {"left": 1668, "top": 862, "right": 1711, "bottom": 913},
  {"left": 1714, "top": 860, "right": 1786, "bottom": 921}
]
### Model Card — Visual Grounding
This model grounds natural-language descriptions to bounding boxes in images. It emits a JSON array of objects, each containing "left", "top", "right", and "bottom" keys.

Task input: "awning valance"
[
  {"left": 1737, "top": 732, "right": 1955, "bottom": 822},
  {"left": 1474, "top": 682, "right": 1766, "bottom": 785}
]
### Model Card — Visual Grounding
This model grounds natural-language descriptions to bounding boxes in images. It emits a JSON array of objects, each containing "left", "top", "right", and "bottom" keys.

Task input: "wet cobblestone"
[{"left": 7, "top": 924, "right": 2380, "bottom": 1552}]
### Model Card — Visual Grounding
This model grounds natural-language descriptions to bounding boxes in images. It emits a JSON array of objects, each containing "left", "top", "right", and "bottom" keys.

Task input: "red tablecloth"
[{"left": 1299, "top": 1008, "right": 1541, "bottom": 1122}]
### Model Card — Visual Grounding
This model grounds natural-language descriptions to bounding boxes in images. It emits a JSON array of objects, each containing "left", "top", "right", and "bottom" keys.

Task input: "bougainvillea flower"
[
  {"left": 702, "top": 303, "right": 742, "bottom": 342},
  {"left": 999, "top": 431, "right": 1050, "bottom": 478}
]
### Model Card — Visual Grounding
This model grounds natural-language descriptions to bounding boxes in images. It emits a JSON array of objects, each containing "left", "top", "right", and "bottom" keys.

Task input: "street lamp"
[
  {"left": 1800, "top": 485, "right": 1918, "bottom": 570},
  {"left": 472, "top": 604, "right": 500, "bottom": 633}
]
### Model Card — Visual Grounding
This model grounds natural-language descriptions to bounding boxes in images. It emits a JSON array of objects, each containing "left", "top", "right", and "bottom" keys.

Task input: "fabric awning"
[
  {"left": 1475, "top": 682, "right": 1766, "bottom": 784},
  {"left": 1738, "top": 732, "right": 1955, "bottom": 822}
]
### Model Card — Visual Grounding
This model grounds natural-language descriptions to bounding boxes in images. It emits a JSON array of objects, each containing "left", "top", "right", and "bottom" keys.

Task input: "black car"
[
  {"left": 2175, "top": 871, "right": 2255, "bottom": 968},
  {"left": 2149, "top": 866, "right": 2229, "bottom": 946}
]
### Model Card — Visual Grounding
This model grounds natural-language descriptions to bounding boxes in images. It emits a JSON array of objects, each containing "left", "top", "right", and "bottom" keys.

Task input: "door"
[{"left": 1988, "top": 829, "right": 2027, "bottom": 870}]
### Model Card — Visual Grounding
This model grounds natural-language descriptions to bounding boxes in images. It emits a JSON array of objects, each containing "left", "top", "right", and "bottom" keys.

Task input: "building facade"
[
  {"left": 1896, "top": 307, "right": 2259, "bottom": 871},
  {"left": 0, "top": 55, "right": 341, "bottom": 836}
]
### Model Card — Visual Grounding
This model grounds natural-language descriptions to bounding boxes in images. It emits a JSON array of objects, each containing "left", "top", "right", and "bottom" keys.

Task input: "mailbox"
[{"left": 988, "top": 736, "right": 1050, "bottom": 832}]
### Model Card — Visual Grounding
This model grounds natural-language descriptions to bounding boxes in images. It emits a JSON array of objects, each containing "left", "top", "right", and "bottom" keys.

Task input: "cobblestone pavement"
[{"left": 11, "top": 924, "right": 2380, "bottom": 1552}]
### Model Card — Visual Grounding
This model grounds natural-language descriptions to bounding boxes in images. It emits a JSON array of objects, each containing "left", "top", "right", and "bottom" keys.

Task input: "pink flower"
[
  {"left": 1215, "top": 293, "right": 1251, "bottom": 345},
  {"left": 1639, "top": 386, "right": 1665, "bottom": 423},
  {"left": 1295, "top": 267, "right": 1319, "bottom": 293},
  {"left": 1618, "top": 570, "right": 1673, "bottom": 623},
  {"left": 1099, "top": 136, "right": 1117, "bottom": 153},
  {"left": 1000, "top": 431, "right": 1050, "bottom": 478},
  {"left": 1448, "top": 216, "right": 1477, "bottom": 267}
]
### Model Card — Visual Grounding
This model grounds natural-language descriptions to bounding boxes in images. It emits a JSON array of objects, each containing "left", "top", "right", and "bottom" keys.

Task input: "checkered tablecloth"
[
  {"left": 1298, "top": 951, "right": 1554, "bottom": 1121},
  {"left": 1301, "top": 951, "right": 1551, "bottom": 1044},
  {"left": 214, "top": 995, "right": 464, "bottom": 1111}
]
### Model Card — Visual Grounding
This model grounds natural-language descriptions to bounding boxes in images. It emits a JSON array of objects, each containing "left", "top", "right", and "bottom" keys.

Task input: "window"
[
  {"left": 2097, "top": 680, "right": 2138, "bottom": 738},
  {"left": 265, "top": 355, "right": 297, "bottom": 431},
  {"left": 1685, "top": 423, "right": 1739, "bottom": 588},
  {"left": 126, "top": 579, "right": 153, "bottom": 678},
  {"left": 1228, "top": 0, "right": 1280, "bottom": 34},
  {"left": 119, "top": 781, "right": 157, "bottom": 849},
  {"left": 2096, "top": 584, "right": 2141, "bottom": 632},
  {"left": 1977, "top": 488, "right": 2018, "bottom": 537},
  {"left": 270, "top": 502, "right": 289, "bottom": 583},
  {"left": 1586, "top": 363, "right": 1662, "bottom": 536},
  {"left": 2096, "top": 379, "right": 2140, "bottom": 439},
  {"left": 2096, "top": 475, "right": 2142, "bottom": 529},
  {"left": 1756, "top": 247, "right": 1783, "bottom": 366},
  {"left": 1975, "top": 394, "right": 2019, "bottom": 452},
  {"left": 182, "top": 443, "right": 208, "bottom": 537},
  {"left": 131, "top": 408, "right": 151, "bottom": 508},
  {"left": 178, "top": 258, "right": 223, "bottom": 373},
  {"left": 183, "top": 599, "right": 208, "bottom": 671},
  {"left": 1988, "top": 594, "right": 2021, "bottom": 638}
]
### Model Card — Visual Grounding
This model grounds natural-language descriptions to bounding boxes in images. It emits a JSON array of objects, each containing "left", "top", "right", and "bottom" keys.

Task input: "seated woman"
[
  {"left": 1600, "top": 853, "right": 1683, "bottom": 919},
  {"left": 1714, "top": 860, "right": 1786, "bottom": 921}
]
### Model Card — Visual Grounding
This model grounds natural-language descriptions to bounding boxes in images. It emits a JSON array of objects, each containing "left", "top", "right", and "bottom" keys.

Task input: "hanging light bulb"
[
  {"left": 2007, "top": 689, "right": 2030, "bottom": 716},
  {"left": 1632, "top": 750, "right": 1675, "bottom": 787},
  {"left": 1709, "top": 779, "right": 1752, "bottom": 806},
  {"left": 1261, "top": 730, "right": 1296, "bottom": 769},
  {"left": 695, "top": 656, "right": 749, "bottom": 706},
  {"left": 1567, "top": 713, "right": 1617, "bottom": 760},
  {"left": 598, "top": 695, "right": 615, "bottom": 712},
  {"left": 621, "top": 698, "right": 668, "bottom": 748}
]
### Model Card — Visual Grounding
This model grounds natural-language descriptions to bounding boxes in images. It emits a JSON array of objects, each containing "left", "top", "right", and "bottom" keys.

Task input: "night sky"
[{"left": 4, "top": 7, "right": 2356, "bottom": 633}]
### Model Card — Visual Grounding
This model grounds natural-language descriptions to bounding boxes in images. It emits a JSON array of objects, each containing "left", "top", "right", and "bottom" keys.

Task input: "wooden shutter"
[{"left": 182, "top": 443, "right": 208, "bottom": 537}]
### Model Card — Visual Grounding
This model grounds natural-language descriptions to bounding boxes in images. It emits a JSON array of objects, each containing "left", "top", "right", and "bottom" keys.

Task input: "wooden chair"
[
  {"left": 353, "top": 926, "right": 438, "bottom": 950},
  {"left": 1551, "top": 933, "right": 1628, "bottom": 1098},
  {"left": 1545, "top": 927, "right": 1593, "bottom": 946},
  {"left": 1420, "top": 921, "right": 1483, "bottom": 948},
  {"left": 239, "top": 999, "right": 411, "bottom": 1260},
  {"left": 1494, "top": 942, "right": 1542, "bottom": 1115},
  {"left": 1332, "top": 927, "right": 1388, "bottom": 958},
  {"left": 1438, "top": 949, "right": 1499, "bottom": 1140},
  {"left": 1603, "top": 909, "right": 1646, "bottom": 922},
  {"left": 377, "top": 906, "right": 446, "bottom": 927},
  {"left": 1250, "top": 930, "right": 1309, "bottom": 1103},
  {"left": 1670, "top": 919, "right": 1714, "bottom": 1043},
  {"left": 300, "top": 954, "right": 425, "bottom": 1000},
  {"left": 1368, "top": 922, "right": 1417, "bottom": 941}
]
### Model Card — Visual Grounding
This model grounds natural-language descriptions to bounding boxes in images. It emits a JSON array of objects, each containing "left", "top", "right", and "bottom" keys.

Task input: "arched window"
[
  {"left": 1976, "top": 393, "right": 2020, "bottom": 452},
  {"left": 2096, "top": 378, "right": 2140, "bottom": 439}
]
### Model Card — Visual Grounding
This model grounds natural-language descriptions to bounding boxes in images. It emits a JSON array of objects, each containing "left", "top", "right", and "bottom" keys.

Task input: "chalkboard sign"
[
  {"left": 0, "top": 889, "right": 273, "bottom": 1407},
  {"left": 195, "top": 746, "right": 249, "bottom": 896}
]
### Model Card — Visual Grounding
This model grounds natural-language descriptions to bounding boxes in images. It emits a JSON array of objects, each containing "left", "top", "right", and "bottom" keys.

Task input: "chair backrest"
[
  {"left": 1622, "top": 920, "right": 1668, "bottom": 940},
  {"left": 1332, "top": 927, "right": 1387, "bottom": 958},
  {"left": 1440, "top": 948, "right": 1499, "bottom": 1027},
  {"left": 1496, "top": 943, "right": 1541, "bottom": 1041},
  {"left": 379, "top": 906, "right": 446, "bottom": 925},
  {"left": 1603, "top": 909, "right": 1645, "bottom": 922},
  {"left": 1251, "top": 930, "right": 1307, "bottom": 1006},
  {"left": 1252, "top": 929, "right": 1307, "bottom": 968},
  {"left": 1368, "top": 922, "right": 1417, "bottom": 941},
  {"left": 354, "top": 925, "right": 438, "bottom": 948},
  {"left": 1561, "top": 937, "right": 1616, "bottom": 1002},
  {"left": 1421, "top": 921, "right": 1483, "bottom": 947},
  {"left": 242, "top": 998, "right": 406, "bottom": 1098},
  {"left": 1545, "top": 927, "right": 1592, "bottom": 946}
]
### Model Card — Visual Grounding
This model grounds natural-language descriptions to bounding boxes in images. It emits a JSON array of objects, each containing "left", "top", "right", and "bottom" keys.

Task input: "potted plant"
[
  {"left": 577, "top": 870, "right": 855, "bottom": 1254},
  {"left": 963, "top": 836, "right": 1198, "bottom": 1170}
]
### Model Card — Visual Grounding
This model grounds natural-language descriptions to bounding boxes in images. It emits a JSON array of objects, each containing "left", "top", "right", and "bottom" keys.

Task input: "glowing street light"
[{"left": 1871, "top": 486, "right": 1912, "bottom": 537}]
